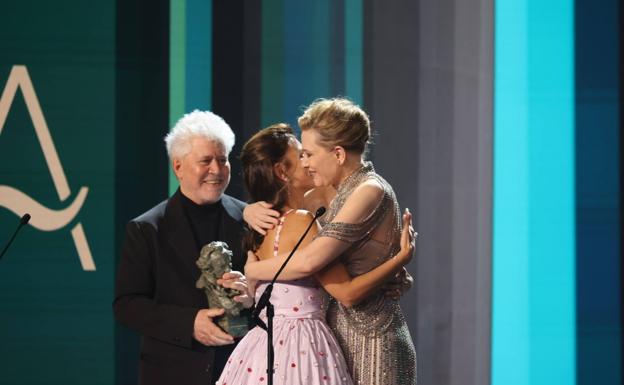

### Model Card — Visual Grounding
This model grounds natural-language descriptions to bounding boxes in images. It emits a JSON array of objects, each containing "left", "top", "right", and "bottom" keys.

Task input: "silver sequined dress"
[{"left": 318, "top": 162, "right": 417, "bottom": 385}]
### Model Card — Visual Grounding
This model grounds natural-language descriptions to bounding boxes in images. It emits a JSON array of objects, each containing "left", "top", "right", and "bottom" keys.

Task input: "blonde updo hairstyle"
[{"left": 298, "top": 98, "right": 371, "bottom": 154}]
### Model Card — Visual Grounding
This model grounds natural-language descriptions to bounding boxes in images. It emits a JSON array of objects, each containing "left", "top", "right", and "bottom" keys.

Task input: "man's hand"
[
  {"left": 217, "top": 271, "right": 254, "bottom": 308},
  {"left": 193, "top": 308, "right": 234, "bottom": 346},
  {"left": 243, "top": 201, "right": 280, "bottom": 235}
]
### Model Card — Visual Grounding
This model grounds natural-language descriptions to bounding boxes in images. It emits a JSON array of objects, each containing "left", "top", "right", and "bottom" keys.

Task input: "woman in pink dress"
[
  {"left": 244, "top": 99, "right": 418, "bottom": 385},
  {"left": 216, "top": 124, "right": 414, "bottom": 385}
]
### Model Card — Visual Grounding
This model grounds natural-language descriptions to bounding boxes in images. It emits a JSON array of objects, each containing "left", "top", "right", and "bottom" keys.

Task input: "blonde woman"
[
  {"left": 217, "top": 124, "right": 414, "bottom": 385},
  {"left": 245, "top": 99, "right": 417, "bottom": 385}
]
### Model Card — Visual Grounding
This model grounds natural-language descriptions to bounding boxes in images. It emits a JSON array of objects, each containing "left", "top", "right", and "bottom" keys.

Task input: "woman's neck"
[{"left": 333, "top": 156, "right": 364, "bottom": 189}]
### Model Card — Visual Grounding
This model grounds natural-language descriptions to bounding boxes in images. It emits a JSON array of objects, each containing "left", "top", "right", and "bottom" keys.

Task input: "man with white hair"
[{"left": 114, "top": 110, "right": 252, "bottom": 385}]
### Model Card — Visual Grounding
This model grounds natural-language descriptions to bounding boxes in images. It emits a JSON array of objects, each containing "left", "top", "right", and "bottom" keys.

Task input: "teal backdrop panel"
[
  {"left": 493, "top": 0, "right": 576, "bottom": 385},
  {"left": 0, "top": 1, "right": 115, "bottom": 384},
  {"left": 344, "top": 0, "right": 363, "bottom": 106},
  {"left": 575, "top": 0, "right": 622, "bottom": 383},
  {"left": 185, "top": 0, "right": 212, "bottom": 113},
  {"left": 168, "top": 0, "right": 213, "bottom": 195},
  {"left": 283, "top": 0, "right": 332, "bottom": 129},
  {"left": 169, "top": 0, "right": 187, "bottom": 194},
  {"left": 260, "top": 0, "right": 362, "bottom": 130}
]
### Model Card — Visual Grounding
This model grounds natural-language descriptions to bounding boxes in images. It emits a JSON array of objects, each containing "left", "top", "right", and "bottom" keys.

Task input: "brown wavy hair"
[{"left": 240, "top": 123, "right": 296, "bottom": 252}]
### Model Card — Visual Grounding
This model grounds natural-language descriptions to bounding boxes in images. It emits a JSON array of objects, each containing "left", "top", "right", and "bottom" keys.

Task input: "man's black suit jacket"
[{"left": 113, "top": 190, "right": 247, "bottom": 385}]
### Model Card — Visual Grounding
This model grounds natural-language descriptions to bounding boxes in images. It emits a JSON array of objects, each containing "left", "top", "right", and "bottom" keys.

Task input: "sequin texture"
[{"left": 318, "top": 162, "right": 417, "bottom": 385}]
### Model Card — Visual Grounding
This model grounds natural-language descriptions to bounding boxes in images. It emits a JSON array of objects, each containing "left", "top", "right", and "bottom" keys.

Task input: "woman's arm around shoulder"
[
  {"left": 315, "top": 209, "right": 416, "bottom": 307},
  {"left": 244, "top": 211, "right": 351, "bottom": 281}
]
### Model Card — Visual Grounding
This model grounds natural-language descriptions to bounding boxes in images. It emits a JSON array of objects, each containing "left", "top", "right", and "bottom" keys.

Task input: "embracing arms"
[
  {"left": 314, "top": 210, "right": 415, "bottom": 307},
  {"left": 244, "top": 180, "right": 416, "bottom": 307},
  {"left": 246, "top": 208, "right": 414, "bottom": 308},
  {"left": 244, "top": 180, "right": 390, "bottom": 280}
]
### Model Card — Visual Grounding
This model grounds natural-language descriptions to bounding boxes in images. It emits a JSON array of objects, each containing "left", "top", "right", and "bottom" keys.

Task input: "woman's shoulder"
[
  {"left": 344, "top": 178, "right": 385, "bottom": 206},
  {"left": 355, "top": 177, "right": 385, "bottom": 194},
  {"left": 351, "top": 170, "right": 397, "bottom": 205},
  {"left": 282, "top": 209, "right": 314, "bottom": 232},
  {"left": 283, "top": 209, "right": 316, "bottom": 224},
  {"left": 276, "top": 209, "right": 319, "bottom": 248},
  {"left": 256, "top": 210, "right": 314, "bottom": 258},
  {"left": 342, "top": 165, "right": 388, "bottom": 198},
  {"left": 332, "top": 174, "right": 390, "bottom": 224}
]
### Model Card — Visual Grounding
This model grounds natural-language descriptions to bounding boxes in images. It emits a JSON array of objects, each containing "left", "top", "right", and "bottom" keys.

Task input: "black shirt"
[
  {"left": 180, "top": 192, "right": 224, "bottom": 252},
  {"left": 179, "top": 192, "right": 235, "bottom": 382}
]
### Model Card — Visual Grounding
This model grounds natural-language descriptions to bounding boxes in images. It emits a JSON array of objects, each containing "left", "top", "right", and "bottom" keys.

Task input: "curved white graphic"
[
  {"left": 0, "top": 185, "right": 88, "bottom": 231},
  {"left": 0, "top": 65, "right": 95, "bottom": 271}
]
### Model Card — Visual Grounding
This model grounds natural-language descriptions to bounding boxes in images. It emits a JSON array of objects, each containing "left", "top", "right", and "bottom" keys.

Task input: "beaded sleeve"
[{"left": 317, "top": 194, "right": 390, "bottom": 243}]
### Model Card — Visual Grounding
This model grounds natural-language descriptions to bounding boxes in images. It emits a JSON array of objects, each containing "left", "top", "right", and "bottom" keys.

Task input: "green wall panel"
[{"left": 0, "top": 1, "right": 116, "bottom": 384}]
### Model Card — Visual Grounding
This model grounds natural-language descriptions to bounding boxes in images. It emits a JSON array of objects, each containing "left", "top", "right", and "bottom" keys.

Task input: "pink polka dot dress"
[{"left": 216, "top": 212, "right": 353, "bottom": 385}]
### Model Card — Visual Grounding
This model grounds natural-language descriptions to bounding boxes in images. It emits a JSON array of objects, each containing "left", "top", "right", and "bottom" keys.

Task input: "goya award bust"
[{"left": 195, "top": 241, "right": 250, "bottom": 338}]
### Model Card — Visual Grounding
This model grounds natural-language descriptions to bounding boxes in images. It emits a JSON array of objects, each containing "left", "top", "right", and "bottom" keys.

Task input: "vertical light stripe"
[
  {"left": 344, "top": 0, "right": 363, "bottom": 105},
  {"left": 575, "top": 0, "right": 622, "bottom": 382},
  {"left": 283, "top": 0, "right": 331, "bottom": 129},
  {"left": 329, "top": 0, "right": 344, "bottom": 97},
  {"left": 261, "top": 0, "right": 284, "bottom": 127},
  {"left": 185, "top": 0, "right": 212, "bottom": 111},
  {"left": 169, "top": 0, "right": 186, "bottom": 194},
  {"left": 492, "top": 0, "right": 575, "bottom": 385},
  {"left": 492, "top": 1, "right": 530, "bottom": 383},
  {"left": 527, "top": 1, "right": 575, "bottom": 383}
]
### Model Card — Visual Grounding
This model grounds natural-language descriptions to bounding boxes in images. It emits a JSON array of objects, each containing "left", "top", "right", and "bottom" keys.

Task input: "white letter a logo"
[{"left": 0, "top": 65, "right": 96, "bottom": 271}]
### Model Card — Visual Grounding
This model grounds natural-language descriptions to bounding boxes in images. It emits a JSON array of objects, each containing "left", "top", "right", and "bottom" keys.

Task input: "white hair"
[{"left": 165, "top": 110, "right": 235, "bottom": 159}]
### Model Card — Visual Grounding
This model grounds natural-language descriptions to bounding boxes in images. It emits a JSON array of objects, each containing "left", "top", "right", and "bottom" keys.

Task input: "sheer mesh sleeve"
[{"left": 317, "top": 194, "right": 391, "bottom": 243}]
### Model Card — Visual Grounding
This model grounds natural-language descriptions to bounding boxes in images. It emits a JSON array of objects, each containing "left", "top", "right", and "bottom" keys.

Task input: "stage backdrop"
[
  {"left": 0, "top": 1, "right": 621, "bottom": 385},
  {"left": 0, "top": 1, "right": 116, "bottom": 384}
]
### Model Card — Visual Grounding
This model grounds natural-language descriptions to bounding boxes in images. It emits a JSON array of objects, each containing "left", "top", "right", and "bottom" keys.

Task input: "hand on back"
[{"left": 243, "top": 201, "right": 280, "bottom": 235}]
